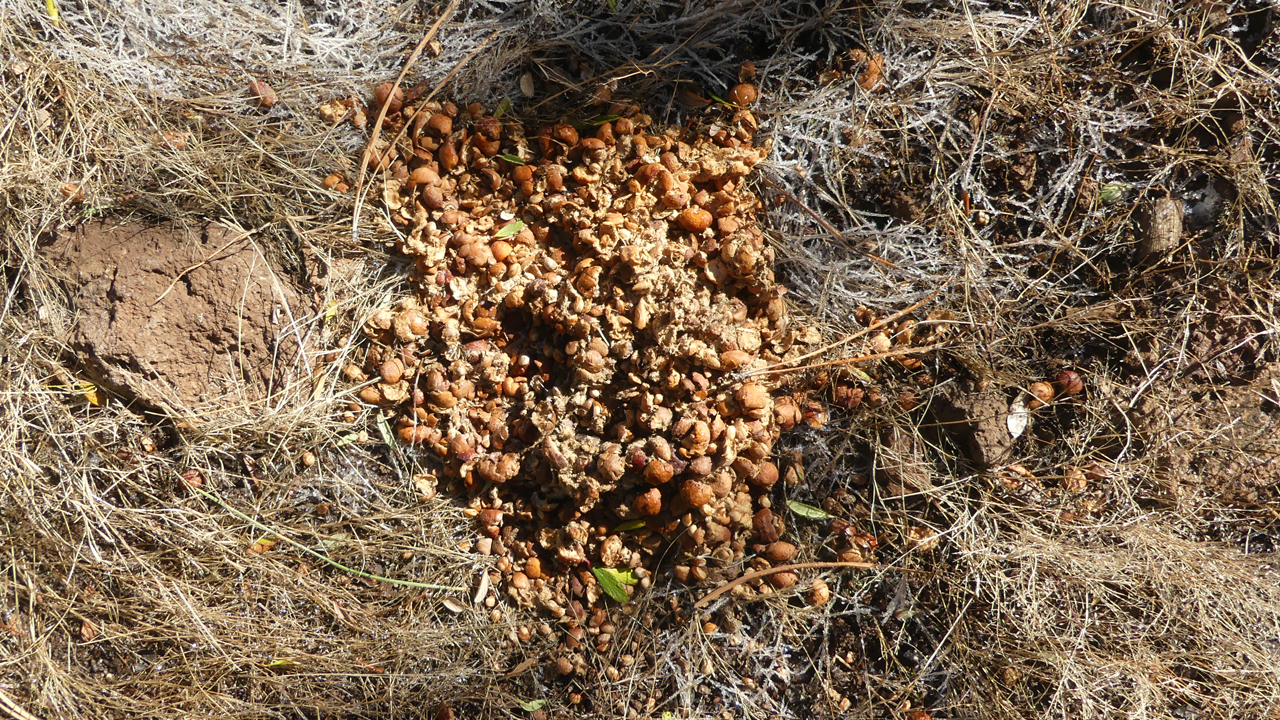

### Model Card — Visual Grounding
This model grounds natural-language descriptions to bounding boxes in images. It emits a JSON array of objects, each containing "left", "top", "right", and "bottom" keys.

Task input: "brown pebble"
[
  {"left": 525, "top": 557, "right": 543, "bottom": 579},
  {"left": 510, "top": 571, "right": 530, "bottom": 590}
]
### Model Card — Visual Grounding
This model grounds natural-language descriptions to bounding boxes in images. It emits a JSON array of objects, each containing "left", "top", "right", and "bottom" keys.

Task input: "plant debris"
[{"left": 345, "top": 88, "right": 853, "bottom": 614}]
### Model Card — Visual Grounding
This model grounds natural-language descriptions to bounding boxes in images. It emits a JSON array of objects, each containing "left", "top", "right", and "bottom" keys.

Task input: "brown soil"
[{"left": 40, "top": 220, "right": 305, "bottom": 414}]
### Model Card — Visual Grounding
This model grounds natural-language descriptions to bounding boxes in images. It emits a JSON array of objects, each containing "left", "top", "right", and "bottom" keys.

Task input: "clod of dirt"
[
  {"left": 1135, "top": 193, "right": 1184, "bottom": 260},
  {"left": 41, "top": 220, "right": 304, "bottom": 413},
  {"left": 930, "top": 384, "right": 1016, "bottom": 467}
]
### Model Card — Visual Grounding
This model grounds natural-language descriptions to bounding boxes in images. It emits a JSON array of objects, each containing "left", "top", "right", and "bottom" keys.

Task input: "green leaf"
[
  {"left": 847, "top": 367, "right": 873, "bottom": 384},
  {"left": 591, "top": 566, "right": 633, "bottom": 603},
  {"left": 494, "top": 97, "right": 512, "bottom": 119},
  {"left": 615, "top": 518, "right": 646, "bottom": 532},
  {"left": 315, "top": 532, "right": 349, "bottom": 554},
  {"left": 709, "top": 93, "right": 734, "bottom": 107},
  {"left": 494, "top": 219, "right": 525, "bottom": 239},
  {"left": 518, "top": 699, "right": 547, "bottom": 712},
  {"left": 499, "top": 153, "right": 525, "bottom": 165},
  {"left": 590, "top": 114, "right": 621, "bottom": 125},
  {"left": 265, "top": 659, "right": 298, "bottom": 671},
  {"left": 375, "top": 414, "right": 396, "bottom": 448},
  {"left": 788, "top": 500, "right": 834, "bottom": 520},
  {"left": 605, "top": 0, "right": 617, "bottom": 10}
]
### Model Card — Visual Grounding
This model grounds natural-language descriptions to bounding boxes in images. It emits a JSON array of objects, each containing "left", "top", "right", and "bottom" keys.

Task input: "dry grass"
[{"left": 2, "top": 0, "right": 1280, "bottom": 718}]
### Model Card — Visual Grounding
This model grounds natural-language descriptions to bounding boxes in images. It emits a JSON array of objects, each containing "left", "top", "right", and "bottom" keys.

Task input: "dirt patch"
[
  {"left": 1134, "top": 363, "right": 1280, "bottom": 504},
  {"left": 41, "top": 220, "right": 306, "bottom": 414}
]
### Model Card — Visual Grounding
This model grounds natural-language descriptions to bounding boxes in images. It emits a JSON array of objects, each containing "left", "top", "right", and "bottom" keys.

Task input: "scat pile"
[{"left": 346, "top": 83, "right": 824, "bottom": 612}]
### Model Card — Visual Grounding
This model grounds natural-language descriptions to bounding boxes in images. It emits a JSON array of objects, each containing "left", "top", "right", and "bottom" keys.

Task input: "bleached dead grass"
[{"left": 2, "top": 0, "right": 1279, "bottom": 718}]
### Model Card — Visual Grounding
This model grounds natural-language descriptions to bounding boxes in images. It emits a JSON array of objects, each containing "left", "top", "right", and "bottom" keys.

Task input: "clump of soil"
[
  {"left": 341, "top": 87, "right": 849, "bottom": 617},
  {"left": 41, "top": 221, "right": 304, "bottom": 414}
]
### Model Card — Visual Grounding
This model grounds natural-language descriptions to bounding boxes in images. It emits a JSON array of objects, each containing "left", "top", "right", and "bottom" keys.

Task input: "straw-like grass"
[{"left": 2, "top": 1, "right": 1279, "bottom": 718}]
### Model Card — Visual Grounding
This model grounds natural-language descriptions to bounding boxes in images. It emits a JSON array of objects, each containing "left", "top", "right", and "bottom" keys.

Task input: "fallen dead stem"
[{"left": 2, "top": 0, "right": 1280, "bottom": 719}]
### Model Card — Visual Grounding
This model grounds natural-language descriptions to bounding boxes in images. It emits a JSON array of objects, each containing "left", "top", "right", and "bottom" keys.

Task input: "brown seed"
[
  {"left": 768, "top": 570, "right": 798, "bottom": 588},
  {"left": 1063, "top": 467, "right": 1088, "bottom": 493},
  {"left": 1028, "top": 381, "right": 1055, "bottom": 407},
  {"left": 765, "top": 541, "right": 797, "bottom": 563},
  {"left": 735, "top": 382, "right": 769, "bottom": 413},
  {"left": 380, "top": 358, "right": 404, "bottom": 384},
  {"left": 358, "top": 386, "right": 384, "bottom": 404},
  {"left": 426, "top": 112, "right": 452, "bottom": 136},
  {"left": 752, "top": 461, "right": 779, "bottom": 487},
  {"left": 644, "top": 459, "right": 674, "bottom": 485},
  {"left": 478, "top": 508, "right": 503, "bottom": 527},
  {"left": 373, "top": 83, "right": 403, "bottom": 113},
  {"left": 728, "top": 83, "right": 759, "bottom": 106},
  {"left": 677, "top": 207, "right": 714, "bottom": 233},
  {"left": 555, "top": 657, "right": 574, "bottom": 676},
  {"left": 421, "top": 184, "right": 445, "bottom": 209},
  {"left": 322, "top": 173, "right": 343, "bottom": 189},
  {"left": 438, "top": 141, "right": 459, "bottom": 171},
  {"left": 249, "top": 80, "right": 277, "bottom": 108},
  {"left": 719, "top": 349, "right": 752, "bottom": 370},
  {"left": 525, "top": 557, "right": 543, "bottom": 579},
  {"left": 633, "top": 488, "right": 663, "bottom": 516},
  {"left": 1056, "top": 370, "right": 1084, "bottom": 396},
  {"left": 808, "top": 578, "right": 830, "bottom": 607},
  {"left": 490, "top": 240, "right": 512, "bottom": 263},
  {"left": 774, "top": 396, "right": 802, "bottom": 431},
  {"left": 553, "top": 123, "right": 579, "bottom": 146},
  {"left": 409, "top": 166, "right": 439, "bottom": 186},
  {"left": 753, "top": 508, "right": 780, "bottom": 543},
  {"left": 510, "top": 571, "right": 530, "bottom": 590},
  {"left": 680, "top": 480, "right": 712, "bottom": 508}
]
